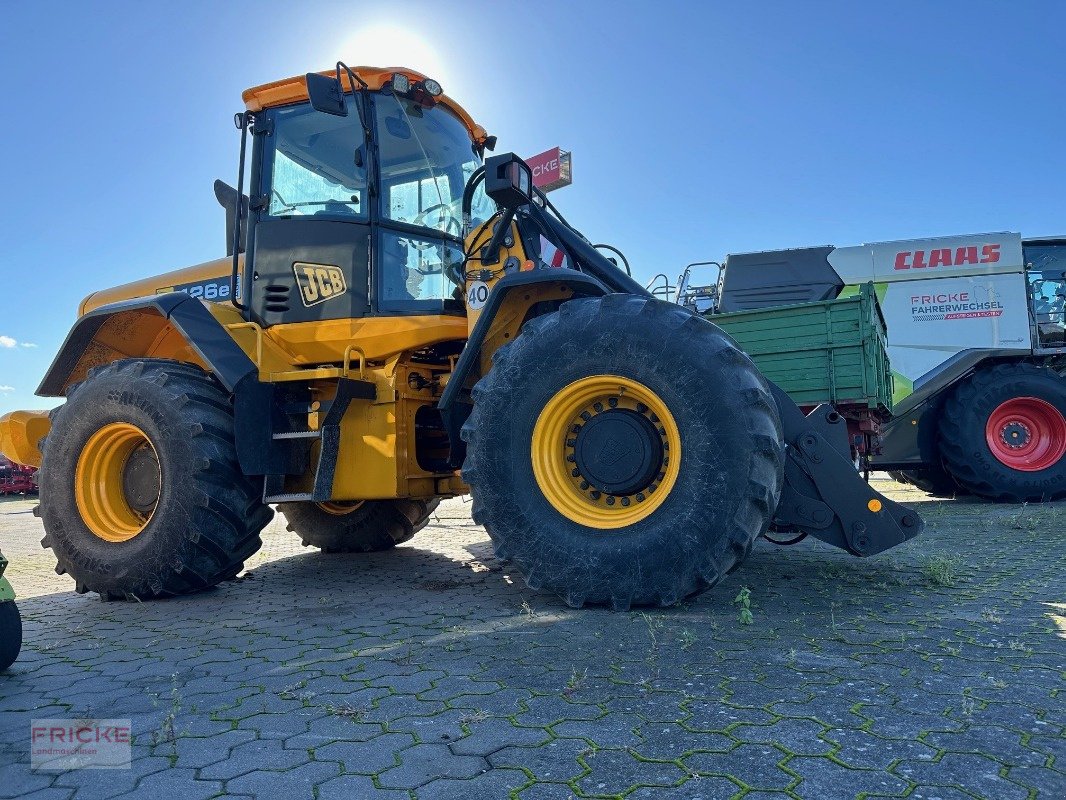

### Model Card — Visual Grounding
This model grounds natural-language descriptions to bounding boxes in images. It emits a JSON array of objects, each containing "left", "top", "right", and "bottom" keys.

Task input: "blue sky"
[{"left": 1, "top": 0, "right": 1063, "bottom": 413}]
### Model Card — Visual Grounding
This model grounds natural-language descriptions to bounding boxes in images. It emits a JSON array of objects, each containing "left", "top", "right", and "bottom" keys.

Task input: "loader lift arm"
[{"left": 767, "top": 385, "right": 923, "bottom": 555}]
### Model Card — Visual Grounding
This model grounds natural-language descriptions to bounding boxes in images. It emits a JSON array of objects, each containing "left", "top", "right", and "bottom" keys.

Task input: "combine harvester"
[
  {"left": 663, "top": 233, "right": 1066, "bottom": 502},
  {"left": 0, "top": 65, "right": 922, "bottom": 606}
]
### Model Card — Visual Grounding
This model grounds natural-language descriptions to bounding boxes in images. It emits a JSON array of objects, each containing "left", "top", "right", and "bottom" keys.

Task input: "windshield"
[{"left": 374, "top": 93, "right": 494, "bottom": 236}]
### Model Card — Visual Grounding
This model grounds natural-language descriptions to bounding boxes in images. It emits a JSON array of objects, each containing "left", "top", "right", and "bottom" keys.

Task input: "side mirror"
[
  {"left": 484, "top": 153, "right": 534, "bottom": 209},
  {"left": 305, "top": 73, "right": 348, "bottom": 116},
  {"left": 214, "top": 179, "right": 248, "bottom": 256}
]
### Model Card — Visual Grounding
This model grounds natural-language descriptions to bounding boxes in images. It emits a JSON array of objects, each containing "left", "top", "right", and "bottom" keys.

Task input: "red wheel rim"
[{"left": 984, "top": 396, "right": 1066, "bottom": 472}]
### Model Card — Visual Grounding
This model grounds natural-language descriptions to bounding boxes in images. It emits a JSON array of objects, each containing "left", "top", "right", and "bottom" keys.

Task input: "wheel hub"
[
  {"left": 122, "top": 445, "right": 161, "bottom": 514},
  {"left": 999, "top": 421, "right": 1031, "bottom": 449},
  {"left": 75, "top": 422, "right": 159, "bottom": 542},
  {"left": 572, "top": 409, "right": 663, "bottom": 496},
  {"left": 531, "top": 375, "right": 680, "bottom": 530},
  {"left": 984, "top": 396, "right": 1066, "bottom": 472}
]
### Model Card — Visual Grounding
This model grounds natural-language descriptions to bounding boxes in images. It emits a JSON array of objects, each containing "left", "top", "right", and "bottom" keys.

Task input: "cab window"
[{"left": 266, "top": 104, "right": 368, "bottom": 218}]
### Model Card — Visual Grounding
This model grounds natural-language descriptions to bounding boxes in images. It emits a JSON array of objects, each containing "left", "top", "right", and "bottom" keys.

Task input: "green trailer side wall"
[{"left": 708, "top": 283, "right": 894, "bottom": 412}]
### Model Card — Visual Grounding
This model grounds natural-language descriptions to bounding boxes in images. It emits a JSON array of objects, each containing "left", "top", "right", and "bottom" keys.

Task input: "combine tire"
[
  {"left": 939, "top": 363, "right": 1066, "bottom": 501},
  {"left": 38, "top": 359, "right": 273, "bottom": 600},
  {"left": 461, "top": 294, "right": 784, "bottom": 609},
  {"left": 279, "top": 499, "right": 439, "bottom": 552},
  {"left": 888, "top": 465, "right": 966, "bottom": 498},
  {"left": 0, "top": 601, "right": 21, "bottom": 671}
]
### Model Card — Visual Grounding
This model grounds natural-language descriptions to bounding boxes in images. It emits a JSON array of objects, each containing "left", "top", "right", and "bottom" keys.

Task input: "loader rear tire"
[
  {"left": 279, "top": 498, "right": 439, "bottom": 552},
  {"left": 939, "top": 363, "right": 1066, "bottom": 502},
  {"left": 0, "top": 601, "right": 22, "bottom": 671},
  {"left": 37, "top": 359, "right": 273, "bottom": 600},
  {"left": 461, "top": 294, "right": 784, "bottom": 609}
]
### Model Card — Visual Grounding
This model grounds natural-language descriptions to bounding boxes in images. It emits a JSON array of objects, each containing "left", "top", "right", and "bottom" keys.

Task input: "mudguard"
[
  {"left": 38, "top": 293, "right": 257, "bottom": 397},
  {"left": 438, "top": 269, "right": 609, "bottom": 466}
]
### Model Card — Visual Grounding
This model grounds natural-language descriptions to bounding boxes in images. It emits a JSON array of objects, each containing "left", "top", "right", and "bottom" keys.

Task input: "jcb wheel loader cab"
[{"left": 462, "top": 295, "right": 785, "bottom": 609}]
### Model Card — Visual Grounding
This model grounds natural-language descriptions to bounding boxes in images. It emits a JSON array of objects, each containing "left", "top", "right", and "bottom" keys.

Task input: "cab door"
[{"left": 246, "top": 103, "right": 372, "bottom": 327}]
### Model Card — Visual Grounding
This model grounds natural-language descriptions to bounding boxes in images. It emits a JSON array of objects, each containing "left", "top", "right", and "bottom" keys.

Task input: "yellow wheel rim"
[
  {"left": 317, "top": 501, "right": 366, "bottom": 516},
  {"left": 532, "top": 375, "right": 681, "bottom": 529},
  {"left": 74, "top": 423, "right": 159, "bottom": 542}
]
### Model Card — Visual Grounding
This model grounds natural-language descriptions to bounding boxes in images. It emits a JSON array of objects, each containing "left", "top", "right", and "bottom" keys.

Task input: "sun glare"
[{"left": 335, "top": 24, "right": 450, "bottom": 86}]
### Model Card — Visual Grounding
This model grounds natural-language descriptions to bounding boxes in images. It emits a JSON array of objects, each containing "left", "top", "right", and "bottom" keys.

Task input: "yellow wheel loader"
[{"left": 0, "top": 65, "right": 922, "bottom": 607}]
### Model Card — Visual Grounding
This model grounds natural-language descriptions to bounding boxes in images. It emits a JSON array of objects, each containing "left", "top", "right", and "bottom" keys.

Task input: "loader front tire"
[
  {"left": 38, "top": 359, "right": 273, "bottom": 600},
  {"left": 279, "top": 498, "right": 439, "bottom": 553},
  {"left": 461, "top": 294, "right": 784, "bottom": 609}
]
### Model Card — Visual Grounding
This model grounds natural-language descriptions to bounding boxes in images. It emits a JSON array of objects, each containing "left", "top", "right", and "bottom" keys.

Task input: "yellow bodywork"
[{"left": 0, "top": 410, "right": 50, "bottom": 468}]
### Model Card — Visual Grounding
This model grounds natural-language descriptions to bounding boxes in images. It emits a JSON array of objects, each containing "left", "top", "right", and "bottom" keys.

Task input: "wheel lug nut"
[
  {"left": 621, "top": 497, "right": 631, "bottom": 507},
  {"left": 580, "top": 481, "right": 590, "bottom": 490},
  {"left": 580, "top": 411, "right": 592, "bottom": 421},
  {"left": 608, "top": 398, "right": 618, "bottom": 408},
  {"left": 571, "top": 424, "right": 582, "bottom": 434},
  {"left": 635, "top": 492, "right": 645, "bottom": 502},
  {"left": 606, "top": 496, "right": 616, "bottom": 506},
  {"left": 590, "top": 490, "right": 601, "bottom": 500},
  {"left": 593, "top": 402, "right": 604, "bottom": 413},
  {"left": 571, "top": 468, "right": 580, "bottom": 477},
  {"left": 566, "top": 438, "right": 576, "bottom": 447},
  {"left": 566, "top": 454, "right": 576, "bottom": 462},
  {"left": 637, "top": 403, "right": 648, "bottom": 413}
]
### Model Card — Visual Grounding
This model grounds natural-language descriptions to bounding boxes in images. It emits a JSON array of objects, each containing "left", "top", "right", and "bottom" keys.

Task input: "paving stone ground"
[{"left": 0, "top": 477, "right": 1063, "bottom": 799}]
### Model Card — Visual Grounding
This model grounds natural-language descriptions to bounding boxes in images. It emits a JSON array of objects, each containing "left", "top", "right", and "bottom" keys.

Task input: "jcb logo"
[{"left": 293, "top": 262, "right": 346, "bottom": 306}]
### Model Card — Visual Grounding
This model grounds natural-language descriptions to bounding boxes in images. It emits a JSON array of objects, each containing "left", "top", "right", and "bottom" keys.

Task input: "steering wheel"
[{"left": 411, "top": 203, "right": 462, "bottom": 245}]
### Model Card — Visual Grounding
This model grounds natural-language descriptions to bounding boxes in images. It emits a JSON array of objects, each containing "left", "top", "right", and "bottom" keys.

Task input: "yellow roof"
[{"left": 242, "top": 65, "right": 487, "bottom": 144}]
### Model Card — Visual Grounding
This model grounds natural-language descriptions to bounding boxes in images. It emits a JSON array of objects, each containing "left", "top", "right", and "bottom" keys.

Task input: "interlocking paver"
[
  {"left": 414, "top": 766, "right": 529, "bottom": 799},
  {"left": 0, "top": 483, "right": 1063, "bottom": 800},
  {"left": 225, "top": 761, "right": 341, "bottom": 797},
  {"left": 315, "top": 774, "right": 409, "bottom": 799},
  {"left": 575, "top": 748, "right": 686, "bottom": 796},
  {"left": 684, "top": 745, "right": 794, "bottom": 791},
  {"left": 449, "top": 718, "right": 550, "bottom": 756},
  {"left": 376, "top": 742, "right": 487, "bottom": 789}
]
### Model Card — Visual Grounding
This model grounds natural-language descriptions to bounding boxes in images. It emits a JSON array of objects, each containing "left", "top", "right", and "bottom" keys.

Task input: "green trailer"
[{"left": 707, "top": 282, "right": 893, "bottom": 460}]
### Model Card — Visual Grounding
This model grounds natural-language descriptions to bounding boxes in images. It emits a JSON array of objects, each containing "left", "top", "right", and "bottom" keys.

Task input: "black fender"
[
  {"left": 38, "top": 293, "right": 257, "bottom": 397},
  {"left": 438, "top": 269, "right": 609, "bottom": 466},
  {"left": 36, "top": 294, "right": 308, "bottom": 477}
]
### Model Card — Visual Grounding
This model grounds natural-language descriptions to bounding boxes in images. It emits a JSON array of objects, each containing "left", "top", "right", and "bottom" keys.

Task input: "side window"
[
  {"left": 267, "top": 106, "right": 368, "bottom": 218},
  {"left": 378, "top": 230, "right": 464, "bottom": 313},
  {"left": 1026, "top": 245, "right": 1066, "bottom": 348}
]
